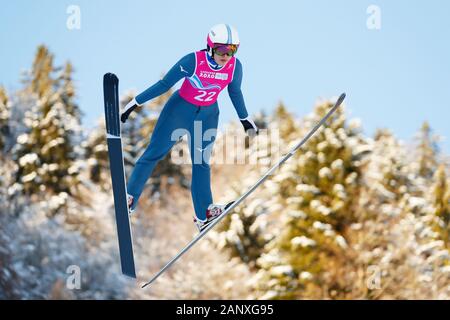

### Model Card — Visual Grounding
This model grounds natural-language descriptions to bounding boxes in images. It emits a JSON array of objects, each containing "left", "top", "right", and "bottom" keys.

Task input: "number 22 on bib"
[{"left": 179, "top": 51, "right": 236, "bottom": 106}]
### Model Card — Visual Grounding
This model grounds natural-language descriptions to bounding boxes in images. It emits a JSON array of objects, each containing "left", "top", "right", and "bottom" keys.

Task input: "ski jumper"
[{"left": 127, "top": 51, "right": 249, "bottom": 220}]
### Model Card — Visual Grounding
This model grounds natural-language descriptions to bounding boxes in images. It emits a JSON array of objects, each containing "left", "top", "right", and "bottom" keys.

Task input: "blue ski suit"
[{"left": 127, "top": 51, "right": 249, "bottom": 220}]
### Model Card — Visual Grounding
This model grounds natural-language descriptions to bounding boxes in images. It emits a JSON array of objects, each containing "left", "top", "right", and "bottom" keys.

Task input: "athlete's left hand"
[{"left": 240, "top": 117, "right": 259, "bottom": 136}]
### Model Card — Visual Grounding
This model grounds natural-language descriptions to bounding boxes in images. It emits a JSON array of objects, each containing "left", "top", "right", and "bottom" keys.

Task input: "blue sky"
[{"left": 1, "top": 0, "right": 449, "bottom": 152}]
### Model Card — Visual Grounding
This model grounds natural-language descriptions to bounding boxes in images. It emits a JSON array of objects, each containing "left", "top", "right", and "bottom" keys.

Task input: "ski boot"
[
  {"left": 193, "top": 201, "right": 235, "bottom": 232},
  {"left": 127, "top": 194, "right": 135, "bottom": 214}
]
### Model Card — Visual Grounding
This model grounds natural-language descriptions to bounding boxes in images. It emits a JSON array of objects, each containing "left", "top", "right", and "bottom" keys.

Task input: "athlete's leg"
[
  {"left": 188, "top": 104, "right": 220, "bottom": 220},
  {"left": 127, "top": 92, "right": 194, "bottom": 209}
]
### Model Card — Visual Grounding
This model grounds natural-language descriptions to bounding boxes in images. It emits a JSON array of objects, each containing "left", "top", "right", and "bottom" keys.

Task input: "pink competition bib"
[{"left": 179, "top": 51, "right": 236, "bottom": 106}]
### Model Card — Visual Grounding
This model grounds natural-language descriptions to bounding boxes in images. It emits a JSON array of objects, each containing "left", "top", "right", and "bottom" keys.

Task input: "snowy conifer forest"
[{"left": 1, "top": 45, "right": 449, "bottom": 299}]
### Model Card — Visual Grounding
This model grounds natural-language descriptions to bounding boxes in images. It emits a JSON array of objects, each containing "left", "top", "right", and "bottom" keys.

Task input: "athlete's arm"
[
  {"left": 121, "top": 53, "right": 195, "bottom": 123},
  {"left": 228, "top": 59, "right": 258, "bottom": 135},
  {"left": 227, "top": 59, "right": 248, "bottom": 119},
  {"left": 136, "top": 53, "right": 195, "bottom": 104}
]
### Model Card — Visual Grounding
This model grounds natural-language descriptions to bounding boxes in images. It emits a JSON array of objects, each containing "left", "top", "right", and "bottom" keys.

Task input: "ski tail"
[{"left": 103, "top": 73, "right": 120, "bottom": 136}]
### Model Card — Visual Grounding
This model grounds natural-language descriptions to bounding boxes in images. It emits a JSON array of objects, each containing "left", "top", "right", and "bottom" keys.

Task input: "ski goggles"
[{"left": 213, "top": 44, "right": 239, "bottom": 56}]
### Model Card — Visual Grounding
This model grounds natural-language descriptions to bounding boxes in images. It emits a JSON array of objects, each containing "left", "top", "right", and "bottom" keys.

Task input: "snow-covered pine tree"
[
  {"left": 272, "top": 101, "right": 297, "bottom": 141},
  {"left": 213, "top": 108, "right": 290, "bottom": 267},
  {"left": 430, "top": 164, "right": 450, "bottom": 242},
  {"left": 415, "top": 122, "right": 439, "bottom": 179},
  {"left": 351, "top": 128, "right": 450, "bottom": 299},
  {"left": 0, "top": 86, "right": 11, "bottom": 154},
  {"left": 358, "top": 129, "right": 412, "bottom": 225},
  {"left": 369, "top": 129, "right": 413, "bottom": 201},
  {"left": 251, "top": 98, "right": 370, "bottom": 299},
  {"left": 0, "top": 211, "right": 19, "bottom": 299},
  {"left": 83, "top": 120, "right": 110, "bottom": 190},
  {"left": 211, "top": 112, "right": 272, "bottom": 268},
  {"left": 349, "top": 128, "right": 413, "bottom": 299},
  {"left": 56, "top": 62, "right": 83, "bottom": 121},
  {"left": 56, "top": 61, "right": 84, "bottom": 194},
  {"left": 12, "top": 45, "right": 82, "bottom": 200}
]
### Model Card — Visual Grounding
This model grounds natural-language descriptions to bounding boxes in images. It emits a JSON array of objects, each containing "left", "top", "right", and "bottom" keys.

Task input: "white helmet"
[{"left": 207, "top": 24, "right": 240, "bottom": 49}]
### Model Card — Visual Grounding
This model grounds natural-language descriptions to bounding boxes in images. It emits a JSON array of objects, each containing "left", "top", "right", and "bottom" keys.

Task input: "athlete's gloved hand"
[
  {"left": 240, "top": 117, "right": 259, "bottom": 136},
  {"left": 121, "top": 98, "right": 140, "bottom": 123}
]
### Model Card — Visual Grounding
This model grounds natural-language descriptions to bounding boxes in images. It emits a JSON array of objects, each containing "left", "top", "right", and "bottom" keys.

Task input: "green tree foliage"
[
  {"left": 371, "top": 129, "right": 411, "bottom": 201},
  {"left": 84, "top": 120, "right": 109, "bottom": 189},
  {"left": 430, "top": 165, "right": 450, "bottom": 242},
  {"left": 0, "top": 86, "right": 10, "bottom": 152},
  {"left": 416, "top": 122, "right": 439, "bottom": 179},
  {"left": 272, "top": 101, "right": 297, "bottom": 141},
  {"left": 56, "top": 62, "right": 83, "bottom": 120},
  {"left": 252, "top": 99, "right": 370, "bottom": 299},
  {"left": 213, "top": 110, "right": 275, "bottom": 267},
  {"left": 215, "top": 190, "right": 270, "bottom": 269},
  {"left": 12, "top": 45, "right": 82, "bottom": 197}
]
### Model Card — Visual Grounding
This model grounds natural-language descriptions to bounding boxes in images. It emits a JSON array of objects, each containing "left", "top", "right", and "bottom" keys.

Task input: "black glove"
[
  {"left": 121, "top": 98, "right": 139, "bottom": 123},
  {"left": 240, "top": 117, "right": 259, "bottom": 136}
]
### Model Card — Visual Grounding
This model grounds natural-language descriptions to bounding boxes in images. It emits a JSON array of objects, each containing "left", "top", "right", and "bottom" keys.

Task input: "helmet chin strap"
[
  {"left": 207, "top": 45, "right": 214, "bottom": 59},
  {"left": 206, "top": 47, "right": 221, "bottom": 70}
]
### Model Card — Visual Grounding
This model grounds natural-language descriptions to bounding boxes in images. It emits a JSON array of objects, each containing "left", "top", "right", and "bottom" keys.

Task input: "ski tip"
[
  {"left": 336, "top": 93, "right": 346, "bottom": 105},
  {"left": 103, "top": 73, "right": 118, "bottom": 82}
]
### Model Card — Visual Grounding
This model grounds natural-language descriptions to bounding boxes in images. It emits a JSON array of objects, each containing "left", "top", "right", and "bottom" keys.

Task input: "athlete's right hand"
[{"left": 120, "top": 98, "right": 139, "bottom": 123}]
